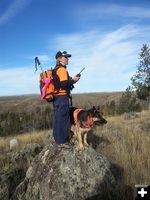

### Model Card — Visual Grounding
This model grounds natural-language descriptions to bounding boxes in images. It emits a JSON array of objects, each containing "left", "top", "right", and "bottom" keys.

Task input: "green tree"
[
  {"left": 117, "top": 86, "right": 141, "bottom": 114},
  {"left": 106, "top": 100, "right": 116, "bottom": 115},
  {"left": 131, "top": 44, "right": 150, "bottom": 100}
]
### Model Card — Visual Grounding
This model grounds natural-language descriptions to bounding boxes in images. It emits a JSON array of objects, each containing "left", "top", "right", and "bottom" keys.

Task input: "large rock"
[
  {"left": 10, "top": 143, "right": 44, "bottom": 165},
  {"left": 12, "top": 141, "right": 116, "bottom": 200}
]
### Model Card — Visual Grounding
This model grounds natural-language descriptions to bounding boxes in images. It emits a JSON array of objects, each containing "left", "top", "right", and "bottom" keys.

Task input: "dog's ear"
[
  {"left": 96, "top": 105, "right": 104, "bottom": 115},
  {"left": 92, "top": 106, "right": 96, "bottom": 111}
]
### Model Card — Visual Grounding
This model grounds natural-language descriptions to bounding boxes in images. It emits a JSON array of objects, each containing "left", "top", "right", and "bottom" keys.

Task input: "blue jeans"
[{"left": 53, "top": 95, "right": 70, "bottom": 144}]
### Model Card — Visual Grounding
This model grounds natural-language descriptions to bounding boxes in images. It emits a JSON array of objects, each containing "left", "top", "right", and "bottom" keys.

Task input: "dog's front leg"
[
  {"left": 68, "top": 129, "right": 74, "bottom": 144},
  {"left": 83, "top": 132, "right": 89, "bottom": 147},
  {"left": 76, "top": 128, "right": 84, "bottom": 150}
]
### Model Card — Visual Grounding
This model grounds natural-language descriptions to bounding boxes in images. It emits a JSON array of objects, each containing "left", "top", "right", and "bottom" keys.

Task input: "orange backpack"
[{"left": 40, "top": 70, "right": 57, "bottom": 102}]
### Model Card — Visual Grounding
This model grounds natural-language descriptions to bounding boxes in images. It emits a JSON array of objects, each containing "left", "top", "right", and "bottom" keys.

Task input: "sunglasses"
[{"left": 62, "top": 56, "right": 69, "bottom": 59}]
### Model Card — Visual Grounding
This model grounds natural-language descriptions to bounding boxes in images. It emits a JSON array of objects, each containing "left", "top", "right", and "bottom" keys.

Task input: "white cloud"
[
  {"left": 50, "top": 24, "right": 150, "bottom": 93},
  {"left": 27, "top": 54, "right": 51, "bottom": 73},
  {"left": 1, "top": 24, "right": 150, "bottom": 96},
  {"left": 0, "top": 66, "right": 40, "bottom": 96},
  {"left": 0, "top": 0, "right": 31, "bottom": 25},
  {"left": 37, "top": 55, "right": 50, "bottom": 63},
  {"left": 79, "top": 3, "right": 150, "bottom": 19}
]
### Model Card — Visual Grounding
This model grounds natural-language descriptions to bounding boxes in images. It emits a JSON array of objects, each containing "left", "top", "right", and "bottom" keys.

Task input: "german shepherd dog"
[{"left": 70, "top": 106, "right": 107, "bottom": 150}]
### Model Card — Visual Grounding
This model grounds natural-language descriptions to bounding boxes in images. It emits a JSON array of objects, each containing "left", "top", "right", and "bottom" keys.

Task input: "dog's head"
[{"left": 89, "top": 106, "right": 107, "bottom": 126}]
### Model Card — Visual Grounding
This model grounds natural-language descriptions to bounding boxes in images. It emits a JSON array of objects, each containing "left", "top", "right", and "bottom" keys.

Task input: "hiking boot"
[{"left": 57, "top": 143, "right": 71, "bottom": 149}]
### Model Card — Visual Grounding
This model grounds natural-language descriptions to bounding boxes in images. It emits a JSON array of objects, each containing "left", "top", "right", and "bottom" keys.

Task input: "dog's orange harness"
[
  {"left": 73, "top": 109, "right": 93, "bottom": 128},
  {"left": 73, "top": 109, "right": 83, "bottom": 127}
]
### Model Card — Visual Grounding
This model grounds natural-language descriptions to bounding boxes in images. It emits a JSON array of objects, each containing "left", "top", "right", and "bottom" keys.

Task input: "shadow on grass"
[
  {"left": 87, "top": 130, "right": 111, "bottom": 150},
  {"left": 86, "top": 184, "right": 133, "bottom": 200},
  {"left": 85, "top": 164, "right": 133, "bottom": 200},
  {"left": 86, "top": 131, "right": 134, "bottom": 200}
]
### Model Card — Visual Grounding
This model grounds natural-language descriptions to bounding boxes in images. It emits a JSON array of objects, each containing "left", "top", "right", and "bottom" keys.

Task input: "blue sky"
[{"left": 0, "top": 0, "right": 150, "bottom": 96}]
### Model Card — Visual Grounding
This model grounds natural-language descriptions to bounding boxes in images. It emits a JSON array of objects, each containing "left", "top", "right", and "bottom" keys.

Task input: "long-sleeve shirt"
[{"left": 53, "top": 65, "right": 75, "bottom": 96}]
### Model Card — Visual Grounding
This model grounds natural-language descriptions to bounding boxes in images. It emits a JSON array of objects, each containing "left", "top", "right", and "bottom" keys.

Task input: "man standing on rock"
[{"left": 52, "top": 51, "right": 80, "bottom": 148}]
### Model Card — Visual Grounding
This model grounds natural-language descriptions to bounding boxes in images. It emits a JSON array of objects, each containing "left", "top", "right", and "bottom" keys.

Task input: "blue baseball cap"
[{"left": 55, "top": 51, "right": 71, "bottom": 59}]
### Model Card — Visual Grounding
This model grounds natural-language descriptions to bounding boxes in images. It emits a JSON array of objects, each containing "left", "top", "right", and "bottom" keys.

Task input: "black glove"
[{"left": 76, "top": 73, "right": 81, "bottom": 77}]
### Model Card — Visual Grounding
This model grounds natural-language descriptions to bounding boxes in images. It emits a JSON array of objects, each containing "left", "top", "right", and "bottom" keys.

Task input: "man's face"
[{"left": 58, "top": 56, "right": 69, "bottom": 65}]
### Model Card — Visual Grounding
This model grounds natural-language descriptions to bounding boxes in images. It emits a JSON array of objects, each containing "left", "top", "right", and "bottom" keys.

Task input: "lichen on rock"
[{"left": 13, "top": 141, "right": 116, "bottom": 200}]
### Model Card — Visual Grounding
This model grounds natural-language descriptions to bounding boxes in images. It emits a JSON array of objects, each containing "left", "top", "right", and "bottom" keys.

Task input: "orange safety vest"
[{"left": 54, "top": 66, "right": 69, "bottom": 96}]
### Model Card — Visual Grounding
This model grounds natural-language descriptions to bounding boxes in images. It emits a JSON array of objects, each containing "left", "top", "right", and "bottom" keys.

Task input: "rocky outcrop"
[
  {"left": 12, "top": 140, "right": 116, "bottom": 200},
  {"left": 10, "top": 143, "right": 44, "bottom": 165}
]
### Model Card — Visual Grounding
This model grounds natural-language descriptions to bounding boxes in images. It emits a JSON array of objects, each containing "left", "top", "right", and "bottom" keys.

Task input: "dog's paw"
[
  {"left": 79, "top": 145, "right": 84, "bottom": 151},
  {"left": 84, "top": 141, "right": 89, "bottom": 146}
]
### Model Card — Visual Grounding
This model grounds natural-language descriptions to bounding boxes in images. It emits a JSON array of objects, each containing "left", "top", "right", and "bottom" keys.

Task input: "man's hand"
[{"left": 73, "top": 75, "right": 80, "bottom": 83}]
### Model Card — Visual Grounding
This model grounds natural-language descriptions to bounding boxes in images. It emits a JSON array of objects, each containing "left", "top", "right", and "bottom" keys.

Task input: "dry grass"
[
  {"left": 0, "top": 131, "right": 49, "bottom": 170},
  {"left": 0, "top": 110, "right": 149, "bottom": 199},
  {"left": 0, "top": 92, "right": 122, "bottom": 112},
  {"left": 0, "top": 131, "right": 48, "bottom": 150},
  {"left": 95, "top": 110, "right": 150, "bottom": 186}
]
